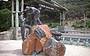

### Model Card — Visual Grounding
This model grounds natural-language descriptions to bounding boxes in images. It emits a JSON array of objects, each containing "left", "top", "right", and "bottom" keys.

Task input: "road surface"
[{"left": 0, "top": 40, "right": 90, "bottom": 56}]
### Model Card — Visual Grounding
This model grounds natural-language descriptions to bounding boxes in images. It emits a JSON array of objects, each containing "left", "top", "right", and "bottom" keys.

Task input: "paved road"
[
  {"left": 0, "top": 40, "right": 45, "bottom": 56},
  {"left": 0, "top": 40, "right": 90, "bottom": 56},
  {"left": 0, "top": 40, "right": 22, "bottom": 56}
]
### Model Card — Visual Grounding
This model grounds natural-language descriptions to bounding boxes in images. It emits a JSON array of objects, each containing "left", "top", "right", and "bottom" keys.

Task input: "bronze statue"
[{"left": 21, "top": 3, "right": 66, "bottom": 56}]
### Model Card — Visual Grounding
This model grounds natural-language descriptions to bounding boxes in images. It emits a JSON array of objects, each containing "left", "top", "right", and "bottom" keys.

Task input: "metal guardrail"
[
  {"left": 56, "top": 35, "right": 90, "bottom": 47},
  {"left": 51, "top": 28, "right": 90, "bottom": 47},
  {"left": 51, "top": 27, "right": 90, "bottom": 33}
]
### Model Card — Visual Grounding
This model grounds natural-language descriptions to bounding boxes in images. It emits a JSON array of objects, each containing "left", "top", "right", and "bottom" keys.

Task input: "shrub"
[
  {"left": 0, "top": 9, "right": 11, "bottom": 32},
  {"left": 86, "top": 20, "right": 90, "bottom": 28},
  {"left": 46, "top": 23, "right": 60, "bottom": 28}
]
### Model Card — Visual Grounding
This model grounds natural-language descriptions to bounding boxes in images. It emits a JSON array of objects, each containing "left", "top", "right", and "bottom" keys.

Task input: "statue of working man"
[
  {"left": 20, "top": 4, "right": 42, "bottom": 41},
  {"left": 28, "top": 7, "right": 42, "bottom": 25}
]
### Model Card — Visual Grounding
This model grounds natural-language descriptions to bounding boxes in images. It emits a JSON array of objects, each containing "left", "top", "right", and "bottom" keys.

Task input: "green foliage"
[
  {"left": 54, "top": 0, "right": 90, "bottom": 18},
  {"left": 72, "top": 19, "right": 90, "bottom": 28},
  {"left": 0, "top": 1, "right": 11, "bottom": 10},
  {"left": 0, "top": 9, "right": 11, "bottom": 32},
  {"left": 72, "top": 20, "right": 85, "bottom": 28},
  {"left": 46, "top": 23, "right": 60, "bottom": 28},
  {"left": 86, "top": 20, "right": 90, "bottom": 28}
]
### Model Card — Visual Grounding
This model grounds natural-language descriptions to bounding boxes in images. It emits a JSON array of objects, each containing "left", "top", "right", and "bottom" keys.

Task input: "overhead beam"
[
  {"left": 0, "top": 0, "right": 8, "bottom": 1},
  {"left": 40, "top": 4, "right": 54, "bottom": 10},
  {"left": 35, "top": 0, "right": 67, "bottom": 11}
]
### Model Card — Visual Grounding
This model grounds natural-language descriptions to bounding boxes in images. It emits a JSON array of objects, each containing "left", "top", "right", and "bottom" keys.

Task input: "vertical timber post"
[
  {"left": 11, "top": 0, "right": 15, "bottom": 40},
  {"left": 15, "top": 0, "right": 19, "bottom": 39},
  {"left": 21, "top": 0, "right": 24, "bottom": 15},
  {"left": 84, "top": 13, "right": 85, "bottom": 29},
  {"left": 84, "top": 13, "right": 87, "bottom": 31},
  {"left": 21, "top": 0, "right": 24, "bottom": 23},
  {"left": 20, "top": 0, "right": 24, "bottom": 39},
  {"left": 62, "top": 11, "right": 65, "bottom": 27},
  {"left": 12, "top": 0, "right": 14, "bottom": 28},
  {"left": 60, "top": 12, "right": 62, "bottom": 26}
]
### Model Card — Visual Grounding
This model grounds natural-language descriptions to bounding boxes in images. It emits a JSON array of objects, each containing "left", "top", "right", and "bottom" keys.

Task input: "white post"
[
  {"left": 21, "top": 0, "right": 24, "bottom": 12},
  {"left": 70, "top": 38, "right": 72, "bottom": 44},
  {"left": 21, "top": 0, "right": 24, "bottom": 20},
  {"left": 11, "top": 0, "right": 15, "bottom": 40},
  {"left": 15, "top": 0, "right": 19, "bottom": 39},
  {"left": 62, "top": 37, "right": 64, "bottom": 43},
  {"left": 20, "top": 0, "right": 24, "bottom": 39},
  {"left": 77, "top": 38, "right": 80, "bottom": 45},
  {"left": 12, "top": 0, "right": 14, "bottom": 27}
]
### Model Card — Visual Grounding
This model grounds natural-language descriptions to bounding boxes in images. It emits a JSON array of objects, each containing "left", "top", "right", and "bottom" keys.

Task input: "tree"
[
  {"left": 0, "top": 9, "right": 11, "bottom": 32},
  {"left": 53, "top": 0, "right": 90, "bottom": 19}
]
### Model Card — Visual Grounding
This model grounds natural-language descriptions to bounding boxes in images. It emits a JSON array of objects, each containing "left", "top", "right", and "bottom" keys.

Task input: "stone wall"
[
  {"left": 0, "top": 27, "right": 22, "bottom": 40},
  {"left": 0, "top": 30, "right": 12, "bottom": 40}
]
